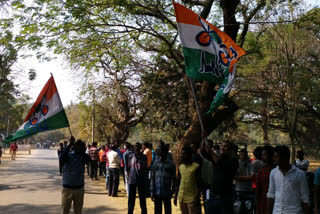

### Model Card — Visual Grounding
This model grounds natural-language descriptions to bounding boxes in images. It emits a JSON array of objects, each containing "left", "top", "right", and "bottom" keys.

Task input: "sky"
[{"left": 15, "top": 54, "right": 81, "bottom": 106}]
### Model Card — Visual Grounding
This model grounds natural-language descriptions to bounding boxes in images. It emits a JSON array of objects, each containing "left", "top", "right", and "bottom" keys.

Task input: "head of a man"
[
  {"left": 143, "top": 142, "right": 149, "bottom": 150},
  {"left": 110, "top": 144, "right": 117, "bottom": 151},
  {"left": 220, "top": 140, "right": 232, "bottom": 156},
  {"left": 253, "top": 146, "right": 263, "bottom": 160},
  {"left": 239, "top": 149, "right": 248, "bottom": 161},
  {"left": 59, "top": 143, "right": 64, "bottom": 148},
  {"left": 190, "top": 142, "right": 200, "bottom": 155},
  {"left": 262, "top": 145, "right": 274, "bottom": 164},
  {"left": 296, "top": 150, "right": 304, "bottom": 160},
  {"left": 274, "top": 145, "right": 290, "bottom": 167},
  {"left": 92, "top": 142, "right": 98, "bottom": 147},
  {"left": 158, "top": 141, "right": 168, "bottom": 162},
  {"left": 181, "top": 146, "right": 193, "bottom": 165},
  {"left": 134, "top": 142, "right": 142, "bottom": 155},
  {"left": 73, "top": 140, "right": 86, "bottom": 154},
  {"left": 124, "top": 142, "right": 131, "bottom": 150}
]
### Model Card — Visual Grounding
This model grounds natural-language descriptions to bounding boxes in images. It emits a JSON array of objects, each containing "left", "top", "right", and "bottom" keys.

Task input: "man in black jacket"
[{"left": 59, "top": 136, "right": 91, "bottom": 214}]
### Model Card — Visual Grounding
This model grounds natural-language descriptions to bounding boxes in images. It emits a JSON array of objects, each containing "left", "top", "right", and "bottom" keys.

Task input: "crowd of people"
[{"left": 58, "top": 136, "right": 320, "bottom": 214}]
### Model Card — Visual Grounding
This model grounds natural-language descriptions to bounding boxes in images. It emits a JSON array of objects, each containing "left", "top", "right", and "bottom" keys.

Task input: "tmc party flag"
[
  {"left": 6, "top": 75, "right": 69, "bottom": 142},
  {"left": 173, "top": 3, "right": 246, "bottom": 114},
  {"left": 173, "top": 2, "right": 246, "bottom": 83}
]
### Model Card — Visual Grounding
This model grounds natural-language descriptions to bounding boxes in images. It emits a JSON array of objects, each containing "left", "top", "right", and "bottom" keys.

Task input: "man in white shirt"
[
  {"left": 295, "top": 150, "right": 309, "bottom": 171},
  {"left": 107, "top": 144, "right": 121, "bottom": 197},
  {"left": 267, "top": 145, "right": 310, "bottom": 214}
]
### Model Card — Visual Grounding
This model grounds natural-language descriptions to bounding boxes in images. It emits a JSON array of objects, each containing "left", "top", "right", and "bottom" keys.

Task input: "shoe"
[
  {"left": 112, "top": 195, "right": 118, "bottom": 197},
  {"left": 95, "top": 178, "right": 99, "bottom": 180}
]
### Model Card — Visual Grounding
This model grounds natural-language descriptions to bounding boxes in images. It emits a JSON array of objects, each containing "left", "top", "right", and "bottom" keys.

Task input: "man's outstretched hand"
[{"left": 70, "top": 136, "right": 75, "bottom": 146}]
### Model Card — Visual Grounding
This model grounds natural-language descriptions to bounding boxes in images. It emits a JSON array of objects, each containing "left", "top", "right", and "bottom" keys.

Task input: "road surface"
[{"left": 0, "top": 149, "right": 126, "bottom": 214}]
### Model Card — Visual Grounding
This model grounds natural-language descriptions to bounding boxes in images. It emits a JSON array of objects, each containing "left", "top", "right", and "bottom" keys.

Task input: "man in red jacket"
[{"left": 10, "top": 142, "right": 18, "bottom": 160}]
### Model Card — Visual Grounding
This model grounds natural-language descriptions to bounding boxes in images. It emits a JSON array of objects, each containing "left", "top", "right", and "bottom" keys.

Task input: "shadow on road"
[
  {"left": 0, "top": 184, "right": 24, "bottom": 191},
  {"left": 0, "top": 204, "right": 122, "bottom": 214}
]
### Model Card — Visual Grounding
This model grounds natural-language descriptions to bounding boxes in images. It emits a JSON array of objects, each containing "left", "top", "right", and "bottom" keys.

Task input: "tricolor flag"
[
  {"left": 173, "top": 3, "right": 246, "bottom": 114},
  {"left": 5, "top": 75, "right": 69, "bottom": 142}
]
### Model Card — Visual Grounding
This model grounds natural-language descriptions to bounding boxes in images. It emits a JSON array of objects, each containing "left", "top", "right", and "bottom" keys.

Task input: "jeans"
[
  {"left": 154, "top": 196, "right": 172, "bottom": 214},
  {"left": 90, "top": 160, "right": 98, "bottom": 179},
  {"left": 99, "top": 161, "right": 106, "bottom": 176},
  {"left": 105, "top": 166, "right": 109, "bottom": 190},
  {"left": 205, "top": 194, "right": 233, "bottom": 214},
  {"left": 128, "top": 179, "right": 147, "bottom": 214},
  {"left": 125, "top": 172, "right": 129, "bottom": 197},
  {"left": 108, "top": 168, "right": 120, "bottom": 196},
  {"left": 59, "top": 160, "right": 64, "bottom": 175}
]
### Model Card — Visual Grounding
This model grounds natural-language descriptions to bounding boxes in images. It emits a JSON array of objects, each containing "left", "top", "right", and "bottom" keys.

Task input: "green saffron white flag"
[
  {"left": 5, "top": 75, "right": 69, "bottom": 142},
  {"left": 173, "top": 3, "right": 246, "bottom": 114}
]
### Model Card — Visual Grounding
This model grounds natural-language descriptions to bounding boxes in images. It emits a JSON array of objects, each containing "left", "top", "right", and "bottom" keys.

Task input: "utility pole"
[
  {"left": 6, "top": 117, "right": 9, "bottom": 137},
  {"left": 92, "top": 89, "right": 95, "bottom": 143}
]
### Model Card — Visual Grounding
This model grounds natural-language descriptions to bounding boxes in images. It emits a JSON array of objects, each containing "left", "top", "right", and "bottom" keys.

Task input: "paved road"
[{"left": 0, "top": 149, "right": 126, "bottom": 214}]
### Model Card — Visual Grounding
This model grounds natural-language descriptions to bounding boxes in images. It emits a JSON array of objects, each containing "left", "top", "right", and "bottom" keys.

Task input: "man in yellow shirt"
[{"left": 174, "top": 146, "right": 201, "bottom": 214}]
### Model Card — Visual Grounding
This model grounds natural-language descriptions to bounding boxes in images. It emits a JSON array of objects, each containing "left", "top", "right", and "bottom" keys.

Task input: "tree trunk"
[
  {"left": 262, "top": 92, "right": 269, "bottom": 144},
  {"left": 290, "top": 134, "right": 296, "bottom": 164}
]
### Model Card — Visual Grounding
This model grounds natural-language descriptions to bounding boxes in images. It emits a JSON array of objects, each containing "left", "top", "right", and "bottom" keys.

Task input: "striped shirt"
[{"left": 89, "top": 146, "right": 99, "bottom": 161}]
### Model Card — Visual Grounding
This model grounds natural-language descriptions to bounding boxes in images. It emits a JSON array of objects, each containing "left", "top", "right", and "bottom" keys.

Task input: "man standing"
[
  {"left": 256, "top": 145, "right": 275, "bottom": 214},
  {"left": 59, "top": 137, "right": 91, "bottom": 214},
  {"left": 150, "top": 141, "right": 176, "bottom": 214},
  {"left": 314, "top": 166, "right": 320, "bottom": 214},
  {"left": 205, "top": 140, "right": 238, "bottom": 214},
  {"left": 143, "top": 142, "right": 152, "bottom": 197},
  {"left": 89, "top": 142, "right": 99, "bottom": 180},
  {"left": 57, "top": 143, "right": 65, "bottom": 175},
  {"left": 267, "top": 145, "right": 310, "bottom": 214},
  {"left": 127, "top": 142, "right": 148, "bottom": 214},
  {"left": 0, "top": 144, "right": 2, "bottom": 164},
  {"left": 295, "top": 151, "right": 309, "bottom": 172},
  {"left": 99, "top": 146, "right": 106, "bottom": 177},
  {"left": 10, "top": 142, "right": 18, "bottom": 160},
  {"left": 123, "top": 142, "right": 133, "bottom": 196},
  {"left": 107, "top": 144, "right": 121, "bottom": 197}
]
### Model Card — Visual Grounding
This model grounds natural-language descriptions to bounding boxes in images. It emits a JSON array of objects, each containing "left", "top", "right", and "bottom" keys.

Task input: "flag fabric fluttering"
[
  {"left": 5, "top": 75, "right": 70, "bottom": 142},
  {"left": 173, "top": 3, "right": 246, "bottom": 114}
]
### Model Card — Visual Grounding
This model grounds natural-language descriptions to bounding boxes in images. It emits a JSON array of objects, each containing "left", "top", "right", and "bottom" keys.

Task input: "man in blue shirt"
[
  {"left": 127, "top": 142, "right": 148, "bottom": 214},
  {"left": 59, "top": 137, "right": 91, "bottom": 214},
  {"left": 150, "top": 141, "right": 176, "bottom": 214}
]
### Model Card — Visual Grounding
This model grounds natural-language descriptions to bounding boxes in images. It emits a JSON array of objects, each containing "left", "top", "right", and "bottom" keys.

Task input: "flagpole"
[
  {"left": 188, "top": 77, "right": 208, "bottom": 145},
  {"left": 68, "top": 126, "right": 73, "bottom": 137}
]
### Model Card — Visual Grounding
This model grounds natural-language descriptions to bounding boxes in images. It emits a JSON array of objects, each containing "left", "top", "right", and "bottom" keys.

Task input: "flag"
[
  {"left": 173, "top": 3, "right": 246, "bottom": 114},
  {"left": 5, "top": 75, "right": 69, "bottom": 142}
]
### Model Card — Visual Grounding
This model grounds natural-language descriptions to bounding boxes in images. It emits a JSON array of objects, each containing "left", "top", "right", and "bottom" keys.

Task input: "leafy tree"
[
  {"left": 235, "top": 9, "right": 320, "bottom": 158},
  {"left": 10, "top": 0, "right": 296, "bottom": 147}
]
